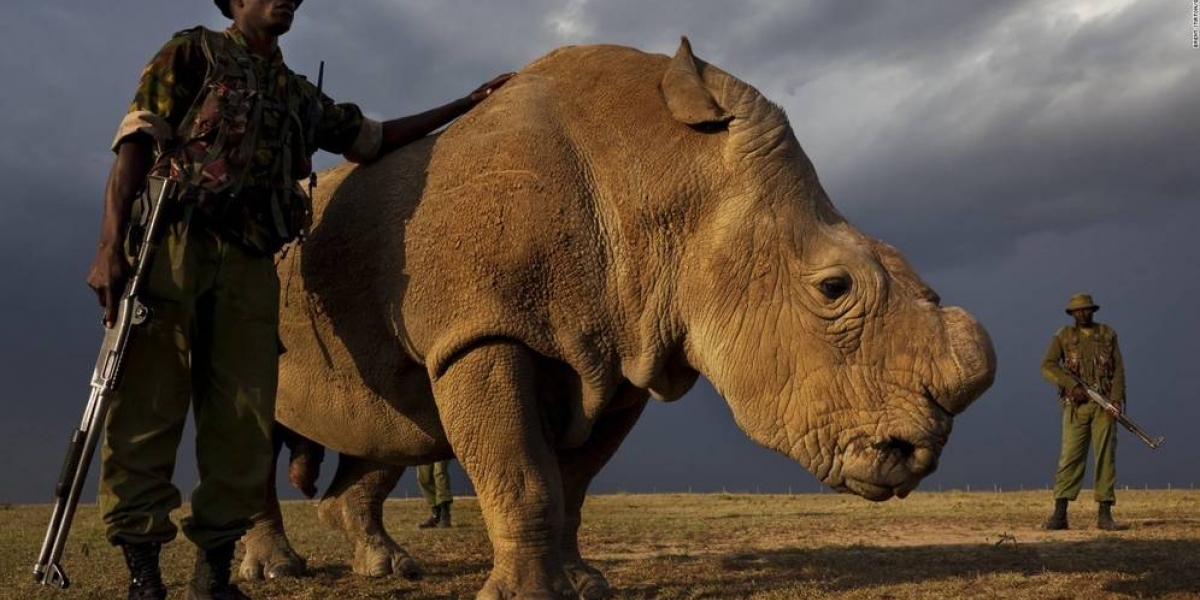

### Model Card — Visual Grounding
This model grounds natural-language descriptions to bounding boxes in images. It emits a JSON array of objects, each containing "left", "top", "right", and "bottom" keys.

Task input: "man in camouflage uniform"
[
  {"left": 416, "top": 460, "right": 455, "bottom": 529},
  {"left": 85, "top": 2, "right": 511, "bottom": 598},
  {"left": 1040, "top": 293, "right": 1126, "bottom": 531}
]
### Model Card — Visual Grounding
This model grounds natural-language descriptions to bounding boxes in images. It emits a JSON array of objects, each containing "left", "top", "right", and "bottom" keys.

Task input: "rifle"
[
  {"left": 1063, "top": 369, "right": 1164, "bottom": 450},
  {"left": 33, "top": 175, "right": 179, "bottom": 589}
]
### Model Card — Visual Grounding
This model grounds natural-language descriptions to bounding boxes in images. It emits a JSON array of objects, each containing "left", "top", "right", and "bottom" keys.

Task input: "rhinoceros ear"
[{"left": 662, "top": 36, "right": 733, "bottom": 126}]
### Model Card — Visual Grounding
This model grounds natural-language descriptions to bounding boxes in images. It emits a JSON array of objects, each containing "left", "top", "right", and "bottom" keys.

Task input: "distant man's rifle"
[
  {"left": 33, "top": 175, "right": 180, "bottom": 589},
  {"left": 1063, "top": 369, "right": 1164, "bottom": 450}
]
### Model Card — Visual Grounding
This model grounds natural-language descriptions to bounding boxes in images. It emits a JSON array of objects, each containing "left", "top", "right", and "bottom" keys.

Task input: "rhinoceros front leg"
[
  {"left": 317, "top": 455, "right": 421, "bottom": 579},
  {"left": 434, "top": 342, "right": 575, "bottom": 600},
  {"left": 558, "top": 391, "right": 648, "bottom": 600}
]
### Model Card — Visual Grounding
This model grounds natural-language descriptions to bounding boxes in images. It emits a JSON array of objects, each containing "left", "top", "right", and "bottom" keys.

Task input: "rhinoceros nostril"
[{"left": 872, "top": 437, "right": 916, "bottom": 458}]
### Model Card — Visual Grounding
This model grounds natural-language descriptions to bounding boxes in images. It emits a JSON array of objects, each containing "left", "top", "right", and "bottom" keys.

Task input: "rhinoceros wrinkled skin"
[{"left": 240, "top": 38, "right": 996, "bottom": 599}]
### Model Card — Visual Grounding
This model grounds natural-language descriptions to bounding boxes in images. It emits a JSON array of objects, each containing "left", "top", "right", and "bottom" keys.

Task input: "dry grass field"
[{"left": 4, "top": 490, "right": 1198, "bottom": 600}]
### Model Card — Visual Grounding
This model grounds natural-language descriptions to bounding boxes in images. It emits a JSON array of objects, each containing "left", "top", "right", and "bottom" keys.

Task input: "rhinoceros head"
[{"left": 663, "top": 38, "right": 995, "bottom": 500}]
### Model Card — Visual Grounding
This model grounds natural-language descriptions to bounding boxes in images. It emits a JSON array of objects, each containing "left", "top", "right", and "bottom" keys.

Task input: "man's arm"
[
  {"left": 85, "top": 136, "right": 153, "bottom": 327},
  {"left": 1040, "top": 332, "right": 1087, "bottom": 402},
  {"left": 88, "top": 32, "right": 201, "bottom": 325},
  {"left": 375, "top": 73, "right": 515, "bottom": 158},
  {"left": 376, "top": 97, "right": 473, "bottom": 156},
  {"left": 1040, "top": 333, "right": 1072, "bottom": 388}
]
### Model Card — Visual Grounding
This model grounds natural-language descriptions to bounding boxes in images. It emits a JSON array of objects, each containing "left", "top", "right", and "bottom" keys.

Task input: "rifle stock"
[{"left": 33, "top": 176, "right": 178, "bottom": 588}]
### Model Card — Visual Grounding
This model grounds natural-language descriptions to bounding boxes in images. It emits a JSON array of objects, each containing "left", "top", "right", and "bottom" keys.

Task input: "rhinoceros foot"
[
  {"left": 316, "top": 493, "right": 421, "bottom": 579},
  {"left": 476, "top": 561, "right": 576, "bottom": 600},
  {"left": 239, "top": 520, "right": 307, "bottom": 580},
  {"left": 564, "top": 558, "right": 612, "bottom": 599},
  {"left": 350, "top": 533, "right": 421, "bottom": 579}
]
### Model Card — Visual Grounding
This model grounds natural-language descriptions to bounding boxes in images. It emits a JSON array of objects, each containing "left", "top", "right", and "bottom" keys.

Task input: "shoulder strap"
[
  {"left": 179, "top": 29, "right": 265, "bottom": 191},
  {"left": 198, "top": 28, "right": 255, "bottom": 86},
  {"left": 149, "top": 27, "right": 211, "bottom": 174},
  {"left": 175, "top": 28, "right": 226, "bottom": 141}
]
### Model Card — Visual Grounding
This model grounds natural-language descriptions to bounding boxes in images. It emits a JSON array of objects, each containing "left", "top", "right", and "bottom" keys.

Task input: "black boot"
[
  {"left": 1043, "top": 498, "right": 1069, "bottom": 530},
  {"left": 418, "top": 504, "right": 441, "bottom": 529},
  {"left": 121, "top": 542, "right": 167, "bottom": 600},
  {"left": 438, "top": 502, "right": 452, "bottom": 528},
  {"left": 188, "top": 542, "right": 251, "bottom": 600},
  {"left": 1098, "top": 501, "right": 1122, "bottom": 530}
]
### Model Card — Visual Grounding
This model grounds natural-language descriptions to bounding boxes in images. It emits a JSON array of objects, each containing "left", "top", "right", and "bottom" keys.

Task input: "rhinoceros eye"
[{"left": 818, "top": 276, "right": 851, "bottom": 300}]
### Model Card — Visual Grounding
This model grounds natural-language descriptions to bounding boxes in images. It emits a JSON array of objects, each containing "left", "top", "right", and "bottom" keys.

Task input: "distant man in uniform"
[
  {"left": 1040, "top": 293, "right": 1126, "bottom": 531},
  {"left": 416, "top": 460, "right": 454, "bottom": 528},
  {"left": 85, "top": 1, "right": 511, "bottom": 598}
]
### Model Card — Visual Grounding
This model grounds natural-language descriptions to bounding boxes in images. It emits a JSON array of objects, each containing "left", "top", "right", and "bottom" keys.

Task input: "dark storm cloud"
[
  {"left": 0, "top": 0, "right": 1195, "bottom": 503},
  {"left": 484, "top": 0, "right": 1198, "bottom": 273},
  {"left": 824, "top": 0, "right": 1199, "bottom": 271}
]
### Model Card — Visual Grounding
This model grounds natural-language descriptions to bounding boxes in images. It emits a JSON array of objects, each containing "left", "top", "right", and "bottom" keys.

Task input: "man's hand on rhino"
[
  {"left": 466, "top": 72, "right": 516, "bottom": 105},
  {"left": 86, "top": 245, "right": 131, "bottom": 328}
]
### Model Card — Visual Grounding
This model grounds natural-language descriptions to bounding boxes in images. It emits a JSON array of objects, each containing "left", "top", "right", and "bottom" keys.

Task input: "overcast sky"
[{"left": 1, "top": 0, "right": 1197, "bottom": 505}]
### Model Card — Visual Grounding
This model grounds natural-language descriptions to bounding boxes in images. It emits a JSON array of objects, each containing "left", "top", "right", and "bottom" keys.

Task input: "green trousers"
[
  {"left": 1053, "top": 401, "right": 1117, "bottom": 503},
  {"left": 417, "top": 461, "right": 453, "bottom": 507},
  {"left": 100, "top": 223, "right": 279, "bottom": 550}
]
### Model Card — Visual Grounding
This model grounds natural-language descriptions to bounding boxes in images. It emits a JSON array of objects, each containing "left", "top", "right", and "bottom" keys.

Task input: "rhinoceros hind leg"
[
  {"left": 240, "top": 511, "right": 307, "bottom": 580},
  {"left": 240, "top": 426, "right": 307, "bottom": 580},
  {"left": 435, "top": 342, "right": 576, "bottom": 600},
  {"left": 317, "top": 455, "right": 421, "bottom": 579},
  {"left": 560, "top": 389, "right": 649, "bottom": 600}
]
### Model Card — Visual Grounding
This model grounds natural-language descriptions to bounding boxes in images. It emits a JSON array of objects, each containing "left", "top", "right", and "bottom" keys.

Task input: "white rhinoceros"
[{"left": 239, "top": 38, "right": 995, "bottom": 600}]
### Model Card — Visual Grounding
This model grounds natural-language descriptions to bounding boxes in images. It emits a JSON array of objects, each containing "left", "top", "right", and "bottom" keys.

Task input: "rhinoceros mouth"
[
  {"left": 829, "top": 385, "right": 954, "bottom": 499},
  {"left": 828, "top": 429, "right": 947, "bottom": 501},
  {"left": 805, "top": 385, "right": 953, "bottom": 500}
]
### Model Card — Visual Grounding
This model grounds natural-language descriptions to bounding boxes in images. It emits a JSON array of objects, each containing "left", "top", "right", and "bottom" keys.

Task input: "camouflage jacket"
[
  {"left": 1040, "top": 323, "right": 1126, "bottom": 405},
  {"left": 112, "top": 26, "right": 382, "bottom": 253}
]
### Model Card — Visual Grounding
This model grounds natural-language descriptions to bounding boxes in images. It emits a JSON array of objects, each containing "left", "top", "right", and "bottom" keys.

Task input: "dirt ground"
[{"left": 5, "top": 489, "right": 1198, "bottom": 599}]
